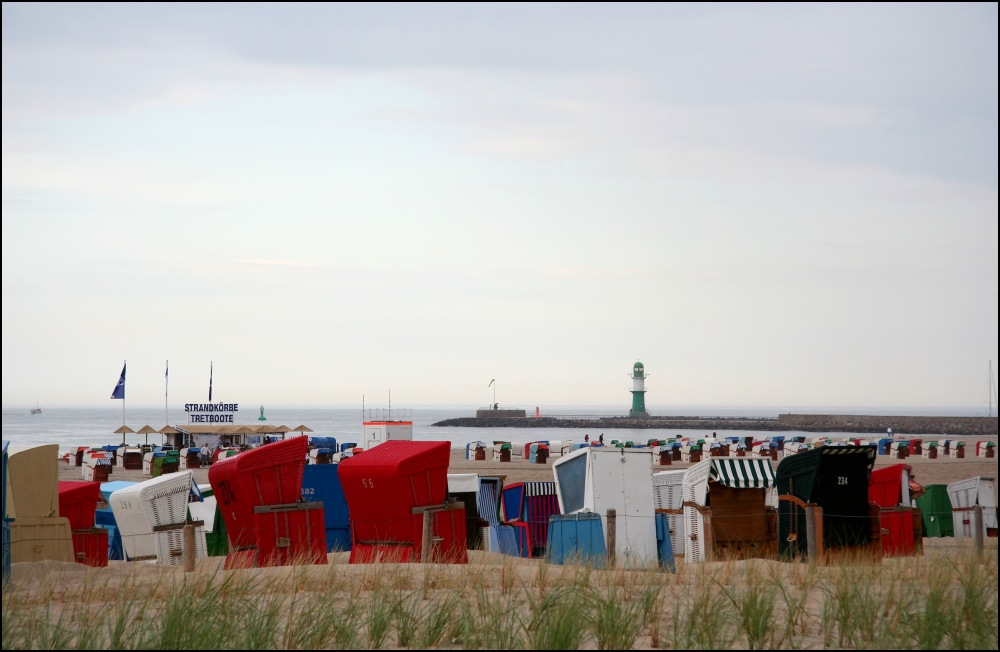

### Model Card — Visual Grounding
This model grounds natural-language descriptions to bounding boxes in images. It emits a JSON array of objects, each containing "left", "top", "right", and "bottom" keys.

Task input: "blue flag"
[{"left": 111, "top": 363, "right": 126, "bottom": 400}]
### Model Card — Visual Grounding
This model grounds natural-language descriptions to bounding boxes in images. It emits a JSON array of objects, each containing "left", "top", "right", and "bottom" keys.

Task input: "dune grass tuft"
[{"left": 1, "top": 541, "right": 996, "bottom": 649}]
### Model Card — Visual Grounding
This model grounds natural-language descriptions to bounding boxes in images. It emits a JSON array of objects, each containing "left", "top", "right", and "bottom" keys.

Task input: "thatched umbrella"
[
  {"left": 291, "top": 424, "right": 313, "bottom": 444},
  {"left": 113, "top": 424, "right": 135, "bottom": 445},
  {"left": 235, "top": 425, "right": 258, "bottom": 447},
  {"left": 159, "top": 424, "right": 180, "bottom": 448},
  {"left": 136, "top": 425, "right": 158, "bottom": 446},
  {"left": 273, "top": 424, "right": 292, "bottom": 440},
  {"left": 254, "top": 423, "right": 284, "bottom": 443},
  {"left": 211, "top": 425, "right": 232, "bottom": 448}
]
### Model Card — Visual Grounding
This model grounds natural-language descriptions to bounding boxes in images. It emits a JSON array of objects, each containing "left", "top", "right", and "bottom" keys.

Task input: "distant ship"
[{"left": 30, "top": 403, "right": 41, "bottom": 415}]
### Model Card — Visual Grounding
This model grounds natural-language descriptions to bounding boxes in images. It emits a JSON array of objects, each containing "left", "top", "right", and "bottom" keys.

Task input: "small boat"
[{"left": 31, "top": 403, "right": 42, "bottom": 415}]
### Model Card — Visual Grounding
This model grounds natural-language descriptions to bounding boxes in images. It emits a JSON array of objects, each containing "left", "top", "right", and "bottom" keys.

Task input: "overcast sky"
[{"left": 2, "top": 3, "right": 997, "bottom": 412}]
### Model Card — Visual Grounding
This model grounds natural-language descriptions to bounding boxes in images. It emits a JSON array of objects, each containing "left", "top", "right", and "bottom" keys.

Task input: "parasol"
[
  {"left": 136, "top": 425, "right": 158, "bottom": 446},
  {"left": 113, "top": 424, "right": 135, "bottom": 445},
  {"left": 159, "top": 424, "right": 180, "bottom": 447},
  {"left": 235, "top": 425, "right": 257, "bottom": 447}
]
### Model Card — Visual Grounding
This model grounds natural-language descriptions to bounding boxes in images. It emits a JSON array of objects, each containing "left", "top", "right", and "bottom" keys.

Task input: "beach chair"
[
  {"left": 681, "top": 458, "right": 778, "bottom": 563},
  {"left": 776, "top": 446, "right": 878, "bottom": 562},
  {"left": 340, "top": 441, "right": 465, "bottom": 564},
  {"left": 554, "top": 448, "right": 659, "bottom": 568},
  {"left": 210, "top": 436, "right": 325, "bottom": 568},
  {"left": 107, "top": 481, "right": 159, "bottom": 561},
  {"left": 868, "top": 464, "right": 920, "bottom": 556},
  {"left": 6, "top": 444, "right": 74, "bottom": 565},
  {"left": 59, "top": 481, "right": 108, "bottom": 567},
  {"left": 915, "top": 485, "right": 953, "bottom": 537},
  {"left": 652, "top": 469, "right": 686, "bottom": 563},
  {"left": 110, "top": 471, "right": 207, "bottom": 565},
  {"left": 82, "top": 451, "right": 112, "bottom": 481},
  {"left": 947, "top": 476, "right": 998, "bottom": 538},
  {"left": 475, "top": 475, "right": 518, "bottom": 555},
  {"left": 301, "top": 465, "right": 351, "bottom": 552},
  {"left": 501, "top": 481, "right": 560, "bottom": 559}
]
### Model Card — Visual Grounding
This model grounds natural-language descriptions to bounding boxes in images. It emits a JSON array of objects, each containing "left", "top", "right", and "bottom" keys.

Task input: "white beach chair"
[
  {"left": 652, "top": 469, "right": 686, "bottom": 561},
  {"left": 681, "top": 458, "right": 778, "bottom": 564},
  {"left": 142, "top": 452, "right": 155, "bottom": 476},
  {"left": 681, "top": 460, "right": 711, "bottom": 563},
  {"left": 110, "top": 471, "right": 207, "bottom": 564},
  {"left": 947, "top": 476, "right": 997, "bottom": 538},
  {"left": 82, "top": 451, "right": 111, "bottom": 481},
  {"left": 553, "top": 447, "right": 658, "bottom": 568}
]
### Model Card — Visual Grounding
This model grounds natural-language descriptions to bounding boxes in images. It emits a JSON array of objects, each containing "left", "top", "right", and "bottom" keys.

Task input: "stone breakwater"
[
  {"left": 777, "top": 413, "right": 996, "bottom": 436},
  {"left": 432, "top": 414, "right": 998, "bottom": 436}
]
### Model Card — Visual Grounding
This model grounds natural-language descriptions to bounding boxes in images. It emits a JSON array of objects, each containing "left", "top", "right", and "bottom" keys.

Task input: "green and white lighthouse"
[{"left": 629, "top": 360, "right": 649, "bottom": 417}]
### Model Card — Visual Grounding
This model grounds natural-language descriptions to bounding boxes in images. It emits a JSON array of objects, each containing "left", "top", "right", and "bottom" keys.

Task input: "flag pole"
[
  {"left": 111, "top": 361, "right": 127, "bottom": 443},
  {"left": 165, "top": 360, "right": 169, "bottom": 426}
]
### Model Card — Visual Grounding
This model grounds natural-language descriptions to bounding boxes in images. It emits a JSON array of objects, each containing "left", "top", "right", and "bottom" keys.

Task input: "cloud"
[{"left": 2, "top": 3, "right": 996, "bottom": 408}]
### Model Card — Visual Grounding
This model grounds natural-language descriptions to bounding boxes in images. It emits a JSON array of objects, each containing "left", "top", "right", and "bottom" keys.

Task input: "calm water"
[{"left": 1, "top": 404, "right": 989, "bottom": 455}]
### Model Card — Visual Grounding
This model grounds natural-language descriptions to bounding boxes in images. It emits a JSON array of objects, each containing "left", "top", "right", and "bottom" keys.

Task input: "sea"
[{"left": 1, "top": 404, "right": 991, "bottom": 456}]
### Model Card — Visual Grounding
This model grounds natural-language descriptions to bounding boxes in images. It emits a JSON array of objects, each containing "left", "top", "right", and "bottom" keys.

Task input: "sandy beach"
[
  {"left": 446, "top": 445, "right": 1000, "bottom": 496},
  {"left": 3, "top": 438, "right": 995, "bottom": 650},
  {"left": 54, "top": 438, "right": 999, "bottom": 501}
]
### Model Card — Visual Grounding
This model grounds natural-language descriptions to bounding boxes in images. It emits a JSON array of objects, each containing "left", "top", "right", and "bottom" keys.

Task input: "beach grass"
[{"left": 1, "top": 542, "right": 997, "bottom": 650}]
